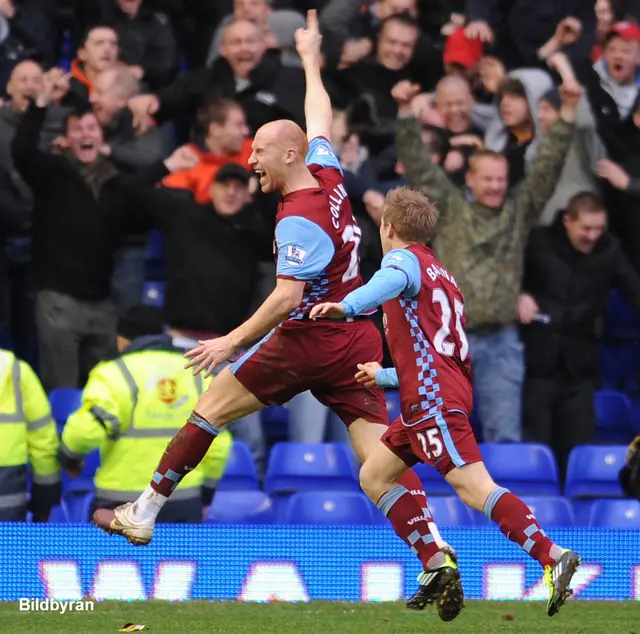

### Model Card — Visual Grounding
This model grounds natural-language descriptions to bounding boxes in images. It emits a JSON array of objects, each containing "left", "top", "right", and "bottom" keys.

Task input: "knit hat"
[
  {"left": 539, "top": 87, "right": 561, "bottom": 111},
  {"left": 117, "top": 305, "right": 164, "bottom": 341}
]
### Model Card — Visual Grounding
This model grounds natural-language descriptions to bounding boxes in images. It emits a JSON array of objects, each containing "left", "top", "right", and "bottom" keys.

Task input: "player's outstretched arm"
[
  {"left": 311, "top": 249, "right": 421, "bottom": 321},
  {"left": 296, "top": 10, "right": 332, "bottom": 141},
  {"left": 310, "top": 267, "right": 406, "bottom": 320},
  {"left": 229, "top": 278, "right": 306, "bottom": 349},
  {"left": 185, "top": 278, "right": 305, "bottom": 376}
]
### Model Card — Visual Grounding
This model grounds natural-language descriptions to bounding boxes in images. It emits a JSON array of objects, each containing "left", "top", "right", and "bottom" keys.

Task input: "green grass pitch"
[{"left": 1, "top": 600, "right": 639, "bottom": 633}]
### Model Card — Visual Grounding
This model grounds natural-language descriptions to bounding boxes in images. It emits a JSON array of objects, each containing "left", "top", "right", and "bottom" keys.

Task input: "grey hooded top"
[
  {"left": 472, "top": 68, "right": 604, "bottom": 225},
  {"left": 483, "top": 68, "right": 554, "bottom": 164}
]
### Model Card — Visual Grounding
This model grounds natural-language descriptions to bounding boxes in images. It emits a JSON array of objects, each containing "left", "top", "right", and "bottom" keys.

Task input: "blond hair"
[{"left": 381, "top": 186, "right": 439, "bottom": 243}]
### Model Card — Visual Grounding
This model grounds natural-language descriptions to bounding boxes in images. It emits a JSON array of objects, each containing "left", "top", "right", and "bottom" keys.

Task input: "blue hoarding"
[{"left": 2, "top": 524, "right": 639, "bottom": 602}]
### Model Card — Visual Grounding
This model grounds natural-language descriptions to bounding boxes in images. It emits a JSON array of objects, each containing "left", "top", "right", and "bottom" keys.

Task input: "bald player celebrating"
[{"left": 92, "top": 11, "right": 451, "bottom": 551}]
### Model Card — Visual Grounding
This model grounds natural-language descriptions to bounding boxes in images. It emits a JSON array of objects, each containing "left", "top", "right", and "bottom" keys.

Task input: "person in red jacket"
[{"left": 162, "top": 98, "right": 254, "bottom": 203}]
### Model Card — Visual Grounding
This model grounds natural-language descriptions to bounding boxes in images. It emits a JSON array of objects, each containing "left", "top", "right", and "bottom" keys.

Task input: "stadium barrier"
[{"left": 3, "top": 525, "right": 638, "bottom": 602}]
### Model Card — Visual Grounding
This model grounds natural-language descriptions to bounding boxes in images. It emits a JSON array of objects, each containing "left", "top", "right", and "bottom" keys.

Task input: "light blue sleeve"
[
  {"left": 381, "top": 248, "right": 421, "bottom": 297},
  {"left": 306, "top": 136, "right": 343, "bottom": 174},
  {"left": 340, "top": 267, "right": 408, "bottom": 317},
  {"left": 376, "top": 368, "right": 399, "bottom": 388},
  {"left": 275, "top": 216, "right": 335, "bottom": 281},
  {"left": 340, "top": 248, "right": 421, "bottom": 317}
]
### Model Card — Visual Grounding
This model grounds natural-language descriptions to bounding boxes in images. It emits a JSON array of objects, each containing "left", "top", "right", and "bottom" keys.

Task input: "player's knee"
[
  {"left": 446, "top": 462, "right": 497, "bottom": 511},
  {"left": 359, "top": 460, "right": 384, "bottom": 501},
  {"left": 193, "top": 394, "right": 233, "bottom": 428},
  {"left": 194, "top": 368, "right": 261, "bottom": 426}
]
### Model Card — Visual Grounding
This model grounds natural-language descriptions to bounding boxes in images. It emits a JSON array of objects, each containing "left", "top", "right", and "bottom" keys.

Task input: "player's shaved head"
[
  {"left": 249, "top": 119, "right": 312, "bottom": 194},
  {"left": 257, "top": 119, "right": 308, "bottom": 157}
]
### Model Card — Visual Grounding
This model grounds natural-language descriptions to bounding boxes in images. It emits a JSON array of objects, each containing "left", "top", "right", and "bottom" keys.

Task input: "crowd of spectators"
[{"left": 1, "top": 0, "right": 640, "bottom": 483}]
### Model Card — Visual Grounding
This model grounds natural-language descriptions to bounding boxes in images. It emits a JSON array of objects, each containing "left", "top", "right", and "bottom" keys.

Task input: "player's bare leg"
[
  {"left": 359, "top": 440, "right": 464, "bottom": 622},
  {"left": 446, "top": 462, "right": 581, "bottom": 616},
  {"left": 92, "top": 368, "right": 264, "bottom": 545},
  {"left": 349, "top": 418, "right": 454, "bottom": 558}
]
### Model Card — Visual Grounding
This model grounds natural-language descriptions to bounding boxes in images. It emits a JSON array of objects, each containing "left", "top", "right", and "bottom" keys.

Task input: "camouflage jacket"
[{"left": 396, "top": 116, "right": 574, "bottom": 331}]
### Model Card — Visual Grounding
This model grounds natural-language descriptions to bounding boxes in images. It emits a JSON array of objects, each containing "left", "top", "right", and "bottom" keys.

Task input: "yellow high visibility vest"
[
  {"left": 62, "top": 349, "right": 231, "bottom": 502},
  {"left": 0, "top": 349, "right": 59, "bottom": 509}
]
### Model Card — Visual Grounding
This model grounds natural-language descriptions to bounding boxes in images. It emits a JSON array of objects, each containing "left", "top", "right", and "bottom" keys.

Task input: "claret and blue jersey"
[
  {"left": 274, "top": 137, "right": 365, "bottom": 321},
  {"left": 340, "top": 244, "right": 473, "bottom": 425}
]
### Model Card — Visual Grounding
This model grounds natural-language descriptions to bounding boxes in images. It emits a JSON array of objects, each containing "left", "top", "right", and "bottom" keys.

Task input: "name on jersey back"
[
  {"left": 328, "top": 183, "right": 348, "bottom": 230},
  {"left": 426, "top": 263, "right": 459, "bottom": 289}
]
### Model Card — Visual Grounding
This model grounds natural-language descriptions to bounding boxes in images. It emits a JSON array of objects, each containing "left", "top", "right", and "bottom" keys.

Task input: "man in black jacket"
[
  {"left": 518, "top": 192, "right": 640, "bottom": 478},
  {"left": 127, "top": 19, "right": 306, "bottom": 135},
  {"left": 77, "top": 0, "right": 178, "bottom": 90},
  {"left": 134, "top": 163, "right": 272, "bottom": 337},
  {"left": 11, "top": 70, "right": 195, "bottom": 391}
]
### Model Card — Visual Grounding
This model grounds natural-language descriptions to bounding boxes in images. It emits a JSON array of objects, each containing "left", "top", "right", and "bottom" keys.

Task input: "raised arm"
[
  {"left": 516, "top": 83, "right": 580, "bottom": 224},
  {"left": 393, "top": 82, "right": 459, "bottom": 212},
  {"left": 296, "top": 10, "right": 332, "bottom": 142},
  {"left": 11, "top": 69, "right": 68, "bottom": 188}
]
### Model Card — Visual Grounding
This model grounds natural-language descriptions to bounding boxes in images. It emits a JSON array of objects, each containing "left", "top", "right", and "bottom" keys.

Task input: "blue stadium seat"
[
  {"left": 63, "top": 492, "right": 94, "bottom": 523},
  {"left": 412, "top": 462, "right": 455, "bottom": 496},
  {"left": 573, "top": 500, "right": 596, "bottom": 526},
  {"left": 206, "top": 491, "right": 275, "bottom": 524},
  {"left": 62, "top": 449, "right": 100, "bottom": 495},
  {"left": 521, "top": 496, "right": 574, "bottom": 527},
  {"left": 589, "top": 499, "right": 640, "bottom": 528},
  {"left": 49, "top": 388, "right": 82, "bottom": 431},
  {"left": 600, "top": 343, "right": 640, "bottom": 393},
  {"left": 217, "top": 441, "right": 259, "bottom": 491},
  {"left": 565, "top": 445, "right": 626, "bottom": 499},
  {"left": 283, "top": 491, "right": 373, "bottom": 524},
  {"left": 480, "top": 443, "right": 559, "bottom": 495},
  {"left": 428, "top": 496, "right": 475, "bottom": 526},
  {"left": 595, "top": 391, "right": 633, "bottom": 442},
  {"left": 142, "top": 281, "right": 165, "bottom": 308},
  {"left": 385, "top": 390, "right": 401, "bottom": 421},
  {"left": 262, "top": 406, "right": 289, "bottom": 440},
  {"left": 265, "top": 442, "right": 359, "bottom": 495},
  {"left": 603, "top": 290, "right": 640, "bottom": 340},
  {"left": 48, "top": 504, "right": 68, "bottom": 523}
]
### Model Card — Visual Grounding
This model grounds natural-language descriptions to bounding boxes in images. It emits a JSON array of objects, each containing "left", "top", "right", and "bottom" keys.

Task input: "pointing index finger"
[{"left": 307, "top": 9, "right": 318, "bottom": 30}]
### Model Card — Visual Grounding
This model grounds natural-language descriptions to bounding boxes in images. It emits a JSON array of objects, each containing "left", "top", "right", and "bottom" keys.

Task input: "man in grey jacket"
[
  {"left": 90, "top": 66, "right": 166, "bottom": 316},
  {"left": 90, "top": 67, "right": 165, "bottom": 171}
]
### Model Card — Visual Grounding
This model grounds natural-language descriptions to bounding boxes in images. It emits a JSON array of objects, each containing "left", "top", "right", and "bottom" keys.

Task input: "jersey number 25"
[{"left": 432, "top": 288, "right": 469, "bottom": 361}]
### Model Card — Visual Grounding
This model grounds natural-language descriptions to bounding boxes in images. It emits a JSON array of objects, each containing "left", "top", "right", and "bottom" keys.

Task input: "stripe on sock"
[
  {"left": 483, "top": 486, "right": 509, "bottom": 518},
  {"left": 188, "top": 411, "right": 220, "bottom": 437},
  {"left": 377, "top": 485, "right": 409, "bottom": 517}
]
